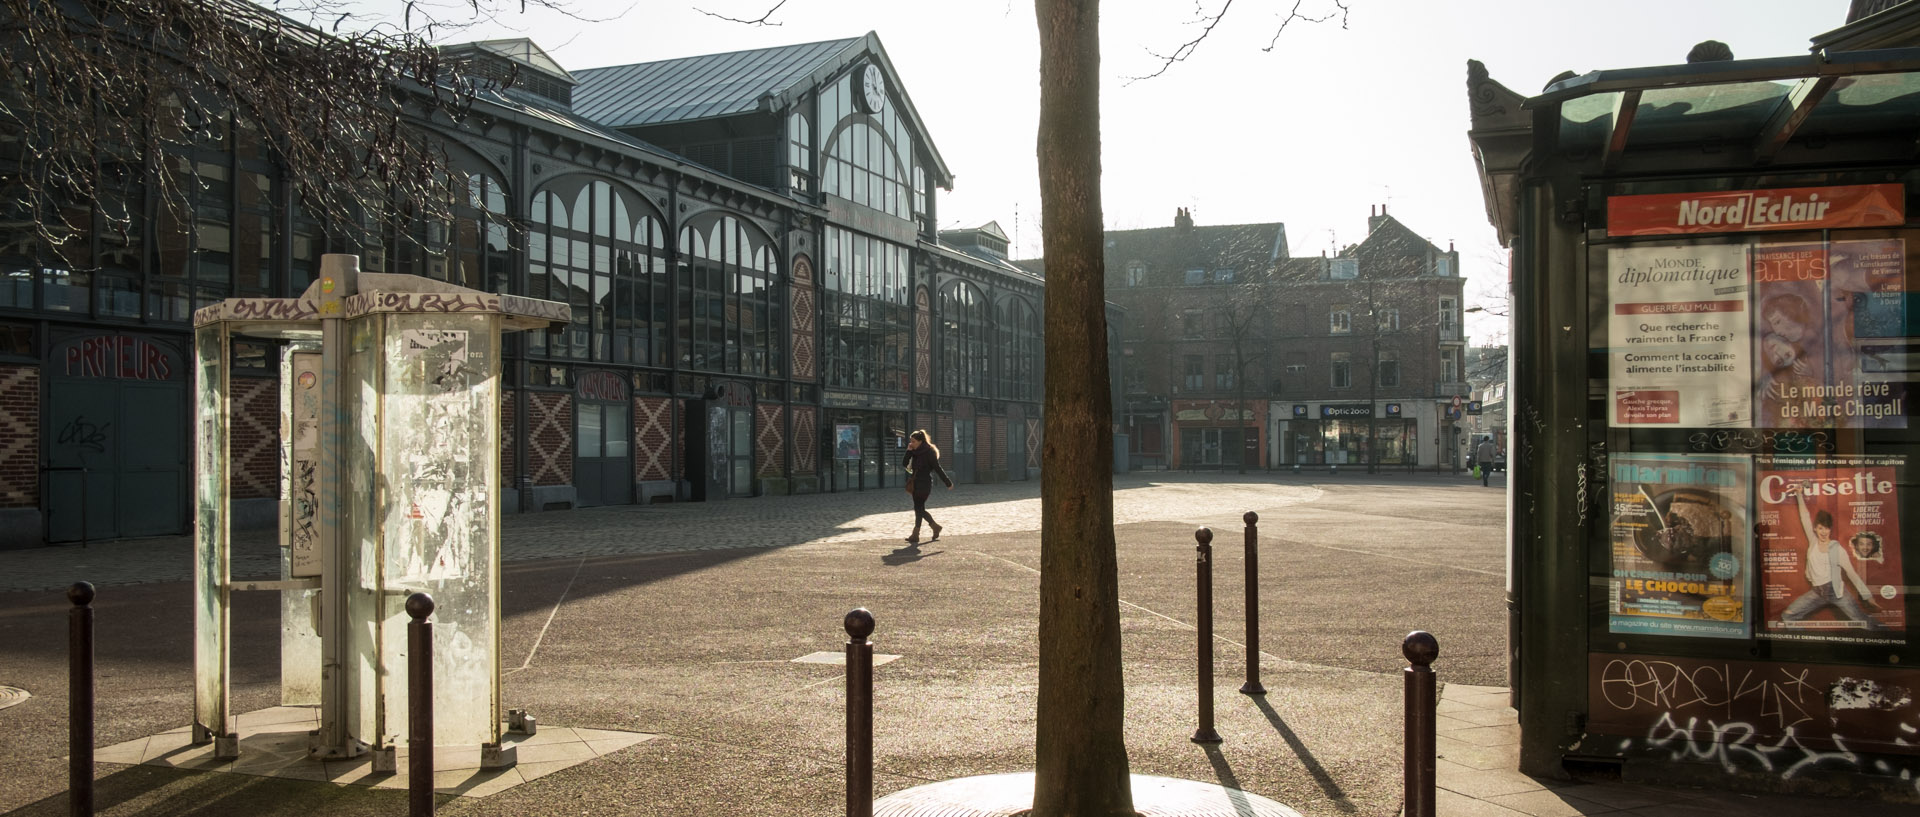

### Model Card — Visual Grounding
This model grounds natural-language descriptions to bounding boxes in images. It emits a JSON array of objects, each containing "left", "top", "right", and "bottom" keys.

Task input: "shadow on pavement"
[{"left": 1251, "top": 695, "right": 1358, "bottom": 813}]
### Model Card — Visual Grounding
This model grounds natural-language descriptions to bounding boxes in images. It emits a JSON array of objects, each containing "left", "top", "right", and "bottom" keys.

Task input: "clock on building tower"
[{"left": 858, "top": 62, "right": 886, "bottom": 114}]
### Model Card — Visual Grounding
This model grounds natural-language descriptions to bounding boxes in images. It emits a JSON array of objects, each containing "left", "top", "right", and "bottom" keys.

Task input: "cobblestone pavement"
[{"left": 0, "top": 470, "right": 1345, "bottom": 593}]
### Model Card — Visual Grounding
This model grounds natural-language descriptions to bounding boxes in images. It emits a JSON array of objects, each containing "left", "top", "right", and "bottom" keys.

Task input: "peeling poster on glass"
[{"left": 399, "top": 329, "right": 472, "bottom": 393}]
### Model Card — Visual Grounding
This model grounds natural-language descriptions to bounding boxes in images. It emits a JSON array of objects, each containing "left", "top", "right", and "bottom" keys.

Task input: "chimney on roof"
[
  {"left": 1687, "top": 40, "right": 1733, "bottom": 62},
  {"left": 1175, "top": 207, "right": 1194, "bottom": 232},
  {"left": 1368, "top": 204, "right": 1389, "bottom": 233}
]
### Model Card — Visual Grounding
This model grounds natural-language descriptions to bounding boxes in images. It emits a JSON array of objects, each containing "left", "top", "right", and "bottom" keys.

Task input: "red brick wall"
[
  {"left": 635, "top": 396, "right": 674, "bottom": 482},
  {"left": 229, "top": 375, "right": 279, "bottom": 499},
  {"left": 988, "top": 417, "right": 1005, "bottom": 472},
  {"left": 0, "top": 365, "right": 38, "bottom": 508},
  {"left": 1027, "top": 417, "right": 1042, "bottom": 470},
  {"left": 791, "top": 405, "right": 817, "bottom": 474},
  {"left": 501, "top": 391, "right": 516, "bottom": 485},
  {"left": 527, "top": 391, "right": 572, "bottom": 486},
  {"left": 755, "top": 403, "right": 785, "bottom": 478}
]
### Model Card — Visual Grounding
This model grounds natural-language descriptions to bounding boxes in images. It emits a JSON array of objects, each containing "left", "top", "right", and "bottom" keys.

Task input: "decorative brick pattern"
[
  {"left": 755, "top": 403, "right": 785, "bottom": 478},
  {"left": 229, "top": 376, "right": 279, "bottom": 499},
  {"left": 634, "top": 396, "right": 674, "bottom": 482},
  {"left": 527, "top": 392, "right": 573, "bottom": 486},
  {"left": 791, "top": 255, "right": 816, "bottom": 382},
  {"left": 791, "top": 405, "right": 817, "bottom": 473},
  {"left": 501, "top": 392, "right": 516, "bottom": 485},
  {"left": 1027, "top": 418, "right": 1042, "bottom": 470},
  {"left": 0, "top": 365, "right": 39, "bottom": 508},
  {"left": 673, "top": 399, "right": 688, "bottom": 482}
]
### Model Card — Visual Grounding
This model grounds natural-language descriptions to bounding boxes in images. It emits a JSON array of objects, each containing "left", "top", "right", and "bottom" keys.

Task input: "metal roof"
[
  {"left": 458, "top": 38, "right": 578, "bottom": 84},
  {"left": 1468, "top": 47, "right": 1920, "bottom": 245},
  {"left": 571, "top": 36, "right": 864, "bottom": 128}
]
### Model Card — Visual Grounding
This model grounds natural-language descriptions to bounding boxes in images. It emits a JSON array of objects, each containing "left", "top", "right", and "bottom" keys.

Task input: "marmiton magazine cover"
[{"left": 1609, "top": 452, "right": 1752, "bottom": 640}]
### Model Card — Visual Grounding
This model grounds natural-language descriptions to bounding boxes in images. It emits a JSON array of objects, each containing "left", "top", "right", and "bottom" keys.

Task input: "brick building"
[{"left": 1086, "top": 207, "right": 1469, "bottom": 470}]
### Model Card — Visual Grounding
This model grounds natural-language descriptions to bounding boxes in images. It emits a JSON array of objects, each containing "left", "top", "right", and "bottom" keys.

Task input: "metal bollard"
[
  {"left": 845, "top": 608, "right": 875, "bottom": 817},
  {"left": 1191, "top": 528, "right": 1221, "bottom": 744},
  {"left": 1239, "top": 512, "right": 1265, "bottom": 696},
  {"left": 407, "top": 593, "right": 435, "bottom": 817},
  {"left": 1403, "top": 631, "right": 1439, "bottom": 817},
  {"left": 69, "top": 582, "right": 94, "bottom": 817}
]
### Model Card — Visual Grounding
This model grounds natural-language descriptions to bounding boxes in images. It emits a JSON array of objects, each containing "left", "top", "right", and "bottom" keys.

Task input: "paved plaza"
[{"left": 0, "top": 469, "right": 1913, "bottom": 816}]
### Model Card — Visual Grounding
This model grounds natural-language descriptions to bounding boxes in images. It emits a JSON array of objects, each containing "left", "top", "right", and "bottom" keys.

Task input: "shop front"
[
  {"left": 1470, "top": 38, "right": 1920, "bottom": 797},
  {"left": 1273, "top": 403, "right": 1416, "bottom": 467},
  {"left": 823, "top": 389, "right": 909, "bottom": 492},
  {"left": 1171, "top": 399, "right": 1263, "bottom": 469}
]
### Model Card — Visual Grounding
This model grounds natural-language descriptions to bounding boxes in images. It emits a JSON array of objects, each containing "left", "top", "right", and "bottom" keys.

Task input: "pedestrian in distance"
[
  {"left": 1476, "top": 436, "right": 1498, "bottom": 487},
  {"left": 902, "top": 429, "right": 954, "bottom": 544}
]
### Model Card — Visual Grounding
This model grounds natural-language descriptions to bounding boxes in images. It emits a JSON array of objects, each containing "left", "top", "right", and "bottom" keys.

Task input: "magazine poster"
[
  {"left": 1750, "top": 239, "right": 1910, "bottom": 429},
  {"left": 1757, "top": 454, "right": 1906, "bottom": 643},
  {"left": 1608, "top": 244, "right": 1752, "bottom": 428},
  {"left": 1608, "top": 452, "right": 1752, "bottom": 639},
  {"left": 834, "top": 424, "right": 860, "bottom": 460}
]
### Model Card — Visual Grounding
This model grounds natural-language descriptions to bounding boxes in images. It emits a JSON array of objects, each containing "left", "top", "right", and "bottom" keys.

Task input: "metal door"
[
  {"left": 574, "top": 401, "right": 633, "bottom": 506},
  {"left": 727, "top": 407, "right": 752, "bottom": 497},
  {"left": 951, "top": 419, "right": 977, "bottom": 483},
  {"left": 47, "top": 379, "right": 187, "bottom": 541}
]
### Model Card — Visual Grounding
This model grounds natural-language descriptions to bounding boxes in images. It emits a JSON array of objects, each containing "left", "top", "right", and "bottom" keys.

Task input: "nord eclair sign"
[{"left": 1607, "top": 183, "right": 1905, "bottom": 236}]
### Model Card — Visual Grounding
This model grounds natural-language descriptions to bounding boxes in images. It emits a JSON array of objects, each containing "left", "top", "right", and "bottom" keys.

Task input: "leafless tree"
[{"left": 0, "top": 0, "right": 568, "bottom": 270}]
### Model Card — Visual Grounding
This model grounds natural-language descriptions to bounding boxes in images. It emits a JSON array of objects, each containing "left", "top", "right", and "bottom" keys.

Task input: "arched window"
[
  {"left": 997, "top": 296, "right": 1039, "bottom": 402},
  {"left": 677, "top": 213, "right": 781, "bottom": 376},
  {"left": 788, "top": 111, "right": 812, "bottom": 193},
  {"left": 940, "top": 281, "right": 989, "bottom": 397},
  {"left": 821, "top": 225, "right": 910, "bottom": 391},
  {"left": 526, "top": 178, "right": 669, "bottom": 364},
  {"left": 819, "top": 70, "right": 915, "bottom": 220},
  {"left": 393, "top": 169, "right": 510, "bottom": 295}
]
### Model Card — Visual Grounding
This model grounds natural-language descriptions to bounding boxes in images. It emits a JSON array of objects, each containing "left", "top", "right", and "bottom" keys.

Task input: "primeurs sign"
[{"left": 1607, "top": 183, "right": 1904, "bottom": 236}]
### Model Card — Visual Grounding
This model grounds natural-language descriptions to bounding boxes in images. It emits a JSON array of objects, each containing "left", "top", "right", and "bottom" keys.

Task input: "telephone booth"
[{"left": 191, "top": 254, "right": 568, "bottom": 766}]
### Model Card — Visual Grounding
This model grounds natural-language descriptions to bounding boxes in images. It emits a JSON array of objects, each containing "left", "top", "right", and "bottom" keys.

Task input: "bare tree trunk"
[{"left": 1032, "top": 1, "right": 1135, "bottom": 815}]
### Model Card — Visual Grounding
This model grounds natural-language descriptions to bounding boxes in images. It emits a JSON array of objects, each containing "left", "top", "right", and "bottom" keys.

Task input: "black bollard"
[
  {"left": 845, "top": 608, "right": 875, "bottom": 817},
  {"left": 1191, "top": 528, "right": 1221, "bottom": 744},
  {"left": 1239, "top": 512, "right": 1265, "bottom": 696},
  {"left": 407, "top": 593, "right": 435, "bottom": 817},
  {"left": 68, "top": 582, "right": 94, "bottom": 817},
  {"left": 1403, "top": 631, "right": 1439, "bottom": 817}
]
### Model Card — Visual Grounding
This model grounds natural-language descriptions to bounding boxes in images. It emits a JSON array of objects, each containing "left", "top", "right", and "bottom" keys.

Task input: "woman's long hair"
[{"left": 911, "top": 429, "right": 940, "bottom": 459}]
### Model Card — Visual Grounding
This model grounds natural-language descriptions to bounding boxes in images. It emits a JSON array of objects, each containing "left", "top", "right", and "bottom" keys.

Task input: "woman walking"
[{"left": 902, "top": 429, "right": 954, "bottom": 543}]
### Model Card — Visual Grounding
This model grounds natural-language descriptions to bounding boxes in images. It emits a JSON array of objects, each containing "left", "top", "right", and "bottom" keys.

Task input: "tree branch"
[
  {"left": 1128, "top": 0, "right": 1351, "bottom": 83},
  {"left": 694, "top": 0, "right": 789, "bottom": 26}
]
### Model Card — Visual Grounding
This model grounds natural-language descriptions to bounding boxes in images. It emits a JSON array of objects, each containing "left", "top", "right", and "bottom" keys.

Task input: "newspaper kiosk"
[
  {"left": 191, "top": 254, "right": 567, "bottom": 766},
  {"left": 1469, "top": 31, "right": 1920, "bottom": 797}
]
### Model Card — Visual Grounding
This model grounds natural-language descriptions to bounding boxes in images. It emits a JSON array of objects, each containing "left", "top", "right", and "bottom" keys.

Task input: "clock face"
[{"left": 860, "top": 63, "right": 886, "bottom": 114}]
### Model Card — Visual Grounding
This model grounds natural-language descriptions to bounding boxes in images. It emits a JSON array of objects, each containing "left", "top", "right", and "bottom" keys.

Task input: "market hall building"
[
  {"left": 1471, "top": 3, "right": 1920, "bottom": 800},
  {"left": 0, "top": 31, "right": 1049, "bottom": 547}
]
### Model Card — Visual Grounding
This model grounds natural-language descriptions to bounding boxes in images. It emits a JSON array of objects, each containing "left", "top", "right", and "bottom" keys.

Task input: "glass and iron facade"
[{"left": 0, "top": 27, "right": 1045, "bottom": 546}]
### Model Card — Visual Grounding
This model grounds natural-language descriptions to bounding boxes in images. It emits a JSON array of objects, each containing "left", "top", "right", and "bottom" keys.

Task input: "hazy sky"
[{"left": 402, "top": 0, "right": 1853, "bottom": 334}]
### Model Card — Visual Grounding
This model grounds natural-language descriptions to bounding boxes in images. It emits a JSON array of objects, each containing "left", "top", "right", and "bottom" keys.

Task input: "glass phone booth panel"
[
  {"left": 373, "top": 312, "right": 503, "bottom": 748},
  {"left": 192, "top": 324, "right": 231, "bottom": 739},
  {"left": 280, "top": 343, "right": 323, "bottom": 706}
]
